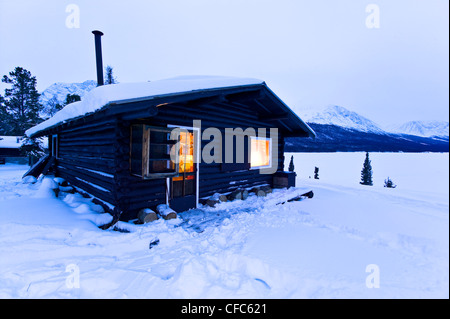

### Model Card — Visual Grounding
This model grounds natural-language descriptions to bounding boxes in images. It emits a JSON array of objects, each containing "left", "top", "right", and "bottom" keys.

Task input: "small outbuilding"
[
  {"left": 26, "top": 76, "right": 315, "bottom": 221},
  {"left": 0, "top": 136, "right": 25, "bottom": 164}
]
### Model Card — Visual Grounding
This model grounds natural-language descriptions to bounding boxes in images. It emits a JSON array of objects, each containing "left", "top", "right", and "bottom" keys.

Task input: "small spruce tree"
[
  {"left": 105, "top": 65, "right": 117, "bottom": 85},
  {"left": 288, "top": 155, "right": 295, "bottom": 172},
  {"left": 64, "top": 93, "right": 81, "bottom": 105},
  {"left": 360, "top": 152, "right": 373, "bottom": 186}
]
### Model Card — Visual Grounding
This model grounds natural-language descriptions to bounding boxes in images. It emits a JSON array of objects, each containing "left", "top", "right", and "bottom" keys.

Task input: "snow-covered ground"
[{"left": 0, "top": 152, "right": 448, "bottom": 298}]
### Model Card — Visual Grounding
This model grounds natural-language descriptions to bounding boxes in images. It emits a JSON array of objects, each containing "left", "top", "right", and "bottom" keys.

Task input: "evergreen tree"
[
  {"left": 1, "top": 67, "right": 43, "bottom": 135},
  {"left": 19, "top": 137, "right": 45, "bottom": 164},
  {"left": 314, "top": 166, "right": 319, "bottom": 179},
  {"left": 44, "top": 96, "right": 63, "bottom": 117},
  {"left": 360, "top": 152, "right": 373, "bottom": 186},
  {"left": 64, "top": 93, "right": 81, "bottom": 105},
  {"left": 105, "top": 65, "right": 116, "bottom": 85},
  {"left": 44, "top": 94, "right": 81, "bottom": 118},
  {"left": 288, "top": 155, "right": 295, "bottom": 172},
  {"left": 0, "top": 94, "right": 13, "bottom": 135}
]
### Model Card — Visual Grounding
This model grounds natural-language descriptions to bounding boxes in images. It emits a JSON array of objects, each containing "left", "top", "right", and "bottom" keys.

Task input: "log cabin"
[
  {"left": 25, "top": 33, "right": 315, "bottom": 222},
  {"left": 26, "top": 76, "right": 315, "bottom": 221}
]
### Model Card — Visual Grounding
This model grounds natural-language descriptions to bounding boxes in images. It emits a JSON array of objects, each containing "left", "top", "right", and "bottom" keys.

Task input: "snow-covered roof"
[
  {"left": 0, "top": 136, "right": 23, "bottom": 149},
  {"left": 26, "top": 76, "right": 264, "bottom": 137}
]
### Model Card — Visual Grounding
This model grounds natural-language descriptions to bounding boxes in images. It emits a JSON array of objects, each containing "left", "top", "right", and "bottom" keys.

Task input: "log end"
[{"left": 138, "top": 208, "right": 159, "bottom": 224}]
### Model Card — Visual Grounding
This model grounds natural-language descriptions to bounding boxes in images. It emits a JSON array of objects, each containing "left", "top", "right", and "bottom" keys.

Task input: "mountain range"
[
  {"left": 38, "top": 81, "right": 448, "bottom": 152},
  {"left": 300, "top": 105, "right": 449, "bottom": 138},
  {"left": 287, "top": 105, "right": 448, "bottom": 152},
  {"left": 39, "top": 80, "right": 97, "bottom": 106},
  {"left": 386, "top": 121, "right": 449, "bottom": 138}
]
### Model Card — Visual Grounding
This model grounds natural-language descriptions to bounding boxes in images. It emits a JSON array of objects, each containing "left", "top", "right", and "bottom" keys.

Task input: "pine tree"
[
  {"left": 360, "top": 152, "right": 373, "bottom": 186},
  {"left": 288, "top": 155, "right": 295, "bottom": 172},
  {"left": 64, "top": 93, "right": 81, "bottom": 105},
  {"left": 0, "top": 94, "right": 13, "bottom": 135},
  {"left": 1, "top": 67, "right": 43, "bottom": 135},
  {"left": 105, "top": 65, "right": 116, "bottom": 85},
  {"left": 43, "top": 96, "right": 60, "bottom": 117}
]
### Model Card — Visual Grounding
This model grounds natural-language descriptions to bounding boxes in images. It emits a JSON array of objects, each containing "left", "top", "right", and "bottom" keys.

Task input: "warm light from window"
[
  {"left": 178, "top": 132, "right": 194, "bottom": 173},
  {"left": 251, "top": 137, "right": 271, "bottom": 168}
]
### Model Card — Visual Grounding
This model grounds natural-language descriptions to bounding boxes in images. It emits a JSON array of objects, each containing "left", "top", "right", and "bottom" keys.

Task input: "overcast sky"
[{"left": 0, "top": 0, "right": 448, "bottom": 126}]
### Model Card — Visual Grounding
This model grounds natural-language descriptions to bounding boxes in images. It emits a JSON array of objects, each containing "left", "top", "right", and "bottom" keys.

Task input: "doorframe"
[{"left": 166, "top": 124, "right": 200, "bottom": 209}]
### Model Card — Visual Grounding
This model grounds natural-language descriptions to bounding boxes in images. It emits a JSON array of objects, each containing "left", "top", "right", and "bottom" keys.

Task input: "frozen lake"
[{"left": 0, "top": 152, "right": 448, "bottom": 298}]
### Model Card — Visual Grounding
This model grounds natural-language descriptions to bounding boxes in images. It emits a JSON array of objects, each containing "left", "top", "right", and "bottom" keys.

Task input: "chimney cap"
[{"left": 92, "top": 30, "right": 104, "bottom": 36}]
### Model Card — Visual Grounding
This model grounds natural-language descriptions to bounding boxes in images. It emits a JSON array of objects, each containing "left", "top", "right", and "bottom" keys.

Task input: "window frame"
[
  {"left": 249, "top": 136, "right": 272, "bottom": 170},
  {"left": 129, "top": 124, "right": 179, "bottom": 180},
  {"left": 51, "top": 134, "right": 59, "bottom": 158}
]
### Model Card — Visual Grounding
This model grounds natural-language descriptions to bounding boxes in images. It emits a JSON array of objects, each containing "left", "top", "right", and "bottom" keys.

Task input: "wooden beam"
[
  {"left": 258, "top": 113, "right": 289, "bottom": 121},
  {"left": 252, "top": 99, "right": 271, "bottom": 113},
  {"left": 277, "top": 119, "right": 293, "bottom": 132},
  {"left": 122, "top": 106, "right": 159, "bottom": 120},
  {"left": 224, "top": 89, "right": 263, "bottom": 103},
  {"left": 184, "top": 94, "right": 226, "bottom": 107}
]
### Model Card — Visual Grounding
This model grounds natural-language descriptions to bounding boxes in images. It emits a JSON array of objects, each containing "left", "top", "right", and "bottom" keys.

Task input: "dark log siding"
[
  {"left": 54, "top": 118, "right": 117, "bottom": 210},
  {"left": 49, "top": 92, "right": 294, "bottom": 221},
  {"left": 148, "top": 100, "right": 286, "bottom": 199}
]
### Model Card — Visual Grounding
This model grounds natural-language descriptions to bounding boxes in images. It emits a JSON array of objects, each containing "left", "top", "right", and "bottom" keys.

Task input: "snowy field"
[{"left": 0, "top": 152, "right": 448, "bottom": 299}]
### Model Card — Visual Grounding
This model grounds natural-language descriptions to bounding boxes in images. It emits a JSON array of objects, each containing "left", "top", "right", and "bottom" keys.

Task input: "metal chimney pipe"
[{"left": 92, "top": 30, "right": 104, "bottom": 86}]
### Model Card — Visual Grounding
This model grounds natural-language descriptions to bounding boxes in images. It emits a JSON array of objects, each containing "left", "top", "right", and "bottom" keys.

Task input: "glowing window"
[{"left": 250, "top": 137, "right": 271, "bottom": 169}]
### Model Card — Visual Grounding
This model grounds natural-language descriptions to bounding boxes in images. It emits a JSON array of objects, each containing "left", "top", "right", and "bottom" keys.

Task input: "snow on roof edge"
[{"left": 26, "top": 76, "right": 264, "bottom": 137}]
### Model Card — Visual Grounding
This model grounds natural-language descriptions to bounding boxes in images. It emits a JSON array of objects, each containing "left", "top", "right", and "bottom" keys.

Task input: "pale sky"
[{"left": 0, "top": 0, "right": 448, "bottom": 126}]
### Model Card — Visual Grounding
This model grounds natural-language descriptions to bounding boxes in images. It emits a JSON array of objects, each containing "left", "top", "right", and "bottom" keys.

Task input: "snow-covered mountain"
[
  {"left": 39, "top": 80, "right": 97, "bottom": 106},
  {"left": 301, "top": 105, "right": 385, "bottom": 134},
  {"left": 386, "top": 121, "right": 449, "bottom": 138}
]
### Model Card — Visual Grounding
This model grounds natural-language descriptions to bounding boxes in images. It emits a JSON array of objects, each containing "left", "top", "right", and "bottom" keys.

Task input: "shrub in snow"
[
  {"left": 288, "top": 155, "right": 295, "bottom": 172},
  {"left": 360, "top": 152, "right": 373, "bottom": 186},
  {"left": 384, "top": 177, "right": 397, "bottom": 188}
]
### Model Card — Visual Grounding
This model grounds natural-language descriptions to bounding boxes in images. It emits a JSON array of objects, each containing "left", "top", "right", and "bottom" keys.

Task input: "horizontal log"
[
  {"left": 58, "top": 148, "right": 115, "bottom": 159},
  {"left": 57, "top": 157, "right": 115, "bottom": 173},
  {"left": 56, "top": 169, "right": 115, "bottom": 204},
  {"left": 59, "top": 132, "right": 116, "bottom": 143},
  {"left": 199, "top": 179, "right": 271, "bottom": 198},
  {"left": 57, "top": 164, "right": 114, "bottom": 192},
  {"left": 138, "top": 208, "right": 158, "bottom": 224},
  {"left": 126, "top": 198, "right": 166, "bottom": 213},
  {"left": 156, "top": 204, "right": 177, "bottom": 220}
]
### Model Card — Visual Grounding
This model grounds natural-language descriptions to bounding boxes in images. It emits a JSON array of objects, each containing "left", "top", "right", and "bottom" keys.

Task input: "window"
[
  {"left": 130, "top": 125, "right": 178, "bottom": 179},
  {"left": 250, "top": 137, "right": 271, "bottom": 169}
]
